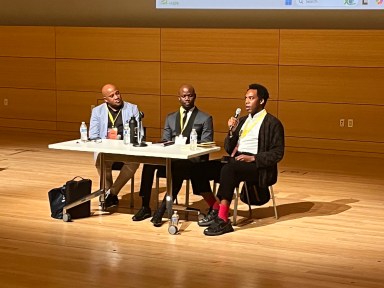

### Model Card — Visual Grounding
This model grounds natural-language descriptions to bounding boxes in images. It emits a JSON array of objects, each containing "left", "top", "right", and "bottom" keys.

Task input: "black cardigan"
[{"left": 224, "top": 113, "right": 285, "bottom": 187}]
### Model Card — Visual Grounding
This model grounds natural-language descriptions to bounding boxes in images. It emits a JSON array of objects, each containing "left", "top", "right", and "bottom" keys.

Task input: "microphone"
[{"left": 229, "top": 108, "right": 241, "bottom": 131}]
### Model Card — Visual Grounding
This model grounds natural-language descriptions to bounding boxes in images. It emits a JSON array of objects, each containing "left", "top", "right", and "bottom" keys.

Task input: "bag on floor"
[
  {"left": 48, "top": 176, "right": 92, "bottom": 219},
  {"left": 240, "top": 182, "right": 270, "bottom": 206}
]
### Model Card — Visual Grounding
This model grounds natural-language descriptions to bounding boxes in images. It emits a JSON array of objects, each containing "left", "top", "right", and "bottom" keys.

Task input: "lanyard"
[
  {"left": 239, "top": 110, "right": 267, "bottom": 139},
  {"left": 107, "top": 106, "right": 122, "bottom": 128}
]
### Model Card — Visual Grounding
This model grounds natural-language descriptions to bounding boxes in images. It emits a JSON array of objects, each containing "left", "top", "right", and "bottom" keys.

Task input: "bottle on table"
[
  {"left": 123, "top": 121, "right": 130, "bottom": 144},
  {"left": 80, "top": 121, "right": 88, "bottom": 142},
  {"left": 129, "top": 116, "right": 138, "bottom": 144},
  {"left": 190, "top": 128, "right": 197, "bottom": 150}
]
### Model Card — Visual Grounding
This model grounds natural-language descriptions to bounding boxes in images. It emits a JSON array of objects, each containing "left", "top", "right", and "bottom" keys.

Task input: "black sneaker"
[
  {"left": 104, "top": 193, "right": 119, "bottom": 208},
  {"left": 132, "top": 206, "right": 152, "bottom": 221},
  {"left": 151, "top": 205, "right": 166, "bottom": 227},
  {"left": 203, "top": 218, "right": 234, "bottom": 236},
  {"left": 198, "top": 209, "right": 218, "bottom": 227}
]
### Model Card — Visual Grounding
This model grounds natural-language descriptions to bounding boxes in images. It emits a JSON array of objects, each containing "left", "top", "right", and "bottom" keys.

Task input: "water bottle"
[
  {"left": 80, "top": 121, "right": 88, "bottom": 142},
  {"left": 123, "top": 121, "right": 130, "bottom": 144},
  {"left": 129, "top": 116, "right": 138, "bottom": 144},
  {"left": 171, "top": 211, "right": 179, "bottom": 227},
  {"left": 190, "top": 128, "right": 197, "bottom": 150}
]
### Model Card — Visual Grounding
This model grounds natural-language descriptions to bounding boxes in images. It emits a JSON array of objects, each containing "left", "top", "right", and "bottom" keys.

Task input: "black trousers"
[
  {"left": 191, "top": 159, "right": 261, "bottom": 204},
  {"left": 216, "top": 161, "right": 260, "bottom": 203},
  {"left": 139, "top": 160, "right": 212, "bottom": 207}
]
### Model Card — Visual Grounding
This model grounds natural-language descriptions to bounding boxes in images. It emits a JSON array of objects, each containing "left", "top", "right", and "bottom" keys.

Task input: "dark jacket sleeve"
[{"left": 255, "top": 114, "right": 285, "bottom": 168}]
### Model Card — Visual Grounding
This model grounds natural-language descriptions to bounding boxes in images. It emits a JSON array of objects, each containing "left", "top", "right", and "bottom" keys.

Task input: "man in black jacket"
[
  {"left": 132, "top": 84, "right": 216, "bottom": 227},
  {"left": 196, "top": 83, "right": 285, "bottom": 236}
]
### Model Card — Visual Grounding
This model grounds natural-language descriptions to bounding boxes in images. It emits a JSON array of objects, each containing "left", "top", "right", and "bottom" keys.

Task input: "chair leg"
[
  {"left": 233, "top": 186, "right": 240, "bottom": 226},
  {"left": 155, "top": 176, "right": 160, "bottom": 209},
  {"left": 185, "top": 179, "right": 190, "bottom": 206},
  {"left": 243, "top": 183, "right": 252, "bottom": 219},
  {"left": 212, "top": 181, "right": 217, "bottom": 195},
  {"left": 270, "top": 186, "right": 278, "bottom": 219},
  {"left": 130, "top": 177, "right": 135, "bottom": 208},
  {"left": 185, "top": 179, "right": 190, "bottom": 221}
]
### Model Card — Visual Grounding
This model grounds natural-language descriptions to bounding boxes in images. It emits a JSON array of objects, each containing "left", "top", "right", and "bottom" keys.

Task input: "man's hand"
[
  {"left": 235, "top": 154, "right": 255, "bottom": 162},
  {"left": 228, "top": 117, "right": 239, "bottom": 132}
]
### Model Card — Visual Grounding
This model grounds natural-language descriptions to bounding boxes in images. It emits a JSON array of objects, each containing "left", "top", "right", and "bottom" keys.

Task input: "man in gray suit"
[
  {"left": 132, "top": 84, "right": 217, "bottom": 227},
  {"left": 89, "top": 84, "right": 140, "bottom": 208}
]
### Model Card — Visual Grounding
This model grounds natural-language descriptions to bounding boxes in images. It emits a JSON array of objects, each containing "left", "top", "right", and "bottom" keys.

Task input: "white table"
[{"left": 49, "top": 139, "right": 220, "bottom": 221}]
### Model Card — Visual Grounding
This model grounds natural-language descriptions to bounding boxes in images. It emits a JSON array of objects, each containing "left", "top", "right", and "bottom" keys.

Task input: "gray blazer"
[{"left": 162, "top": 106, "right": 213, "bottom": 144}]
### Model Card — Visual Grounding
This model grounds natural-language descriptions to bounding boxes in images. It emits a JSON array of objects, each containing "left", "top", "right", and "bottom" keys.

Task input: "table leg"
[
  {"left": 99, "top": 153, "right": 106, "bottom": 208},
  {"left": 165, "top": 158, "right": 173, "bottom": 218}
]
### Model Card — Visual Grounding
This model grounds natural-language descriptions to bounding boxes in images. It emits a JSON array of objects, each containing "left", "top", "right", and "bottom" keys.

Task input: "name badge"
[{"left": 108, "top": 128, "right": 118, "bottom": 139}]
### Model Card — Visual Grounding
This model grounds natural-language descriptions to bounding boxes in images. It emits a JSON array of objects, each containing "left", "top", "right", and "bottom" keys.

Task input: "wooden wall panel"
[
  {"left": 56, "top": 91, "right": 98, "bottom": 124},
  {"left": 161, "top": 29, "right": 279, "bottom": 65},
  {"left": 280, "top": 30, "right": 384, "bottom": 67},
  {"left": 0, "top": 26, "right": 55, "bottom": 58},
  {"left": 279, "top": 102, "right": 384, "bottom": 143},
  {"left": 57, "top": 92, "right": 160, "bottom": 129},
  {"left": 0, "top": 88, "right": 56, "bottom": 121},
  {"left": 286, "top": 137, "right": 384, "bottom": 155},
  {"left": 161, "top": 63, "right": 278, "bottom": 99},
  {"left": 122, "top": 94, "right": 161, "bottom": 129},
  {"left": 160, "top": 96, "right": 278, "bottom": 134},
  {"left": 0, "top": 119, "right": 56, "bottom": 130},
  {"left": 279, "top": 66, "right": 384, "bottom": 105},
  {"left": 56, "top": 27, "right": 160, "bottom": 61},
  {"left": 56, "top": 59, "right": 160, "bottom": 94},
  {"left": 0, "top": 58, "right": 55, "bottom": 89}
]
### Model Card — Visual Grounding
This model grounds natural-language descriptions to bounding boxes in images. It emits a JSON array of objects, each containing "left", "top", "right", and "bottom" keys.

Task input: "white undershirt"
[
  {"left": 179, "top": 106, "right": 195, "bottom": 131},
  {"left": 237, "top": 109, "right": 267, "bottom": 154}
]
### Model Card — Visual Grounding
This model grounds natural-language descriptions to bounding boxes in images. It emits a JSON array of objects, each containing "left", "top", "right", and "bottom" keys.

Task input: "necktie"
[{"left": 182, "top": 110, "right": 188, "bottom": 129}]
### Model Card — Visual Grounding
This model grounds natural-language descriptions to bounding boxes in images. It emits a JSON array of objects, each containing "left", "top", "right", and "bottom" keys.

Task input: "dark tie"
[{"left": 182, "top": 110, "right": 188, "bottom": 129}]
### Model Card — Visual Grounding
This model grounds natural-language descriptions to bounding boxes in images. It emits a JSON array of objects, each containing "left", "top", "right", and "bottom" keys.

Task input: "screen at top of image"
[{"left": 156, "top": 0, "right": 383, "bottom": 10}]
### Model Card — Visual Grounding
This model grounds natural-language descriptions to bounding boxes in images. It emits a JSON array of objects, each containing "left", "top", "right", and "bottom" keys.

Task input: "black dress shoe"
[
  {"left": 132, "top": 206, "right": 151, "bottom": 221},
  {"left": 203, "top": 218, "right": 234, "bottom": 236},
  {"left": 151, "top": 205, "right": 166, "bottom": 227},
  {"left": 198, "top": 208, "right": 218, "bottom": 227},
  {"left": 104, "top": 193, "right": 119, "bottom": 208}
]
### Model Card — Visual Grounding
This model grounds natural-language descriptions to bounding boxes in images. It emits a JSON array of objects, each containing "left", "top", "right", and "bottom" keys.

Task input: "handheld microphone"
[{"left": 229, "top": 108, "right": 241, "bottom": 131}]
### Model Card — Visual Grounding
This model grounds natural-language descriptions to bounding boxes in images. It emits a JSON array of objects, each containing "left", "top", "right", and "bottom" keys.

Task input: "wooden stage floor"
[{"left": 0, "top": 131, "right": 383, "bottom": 288}]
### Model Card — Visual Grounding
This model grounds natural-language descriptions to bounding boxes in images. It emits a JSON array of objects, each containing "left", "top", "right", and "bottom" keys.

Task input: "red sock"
[
  {"left": 203, "top": 193, "right": 219, "bottom": 210},
  {"left": 218, "top": 203, "right": 229, "bottom": 222}
]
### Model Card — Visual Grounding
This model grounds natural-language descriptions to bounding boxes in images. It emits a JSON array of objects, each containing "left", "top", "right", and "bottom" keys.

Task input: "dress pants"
[
  {"left": 216, "top": 161, "right": 260, "bottom": 203},
  {"left": 139, "top": 159, "right": 212, "bottom": 207},
  {"left": 95, "top": 154, "right": 139, "bottom": 195}
]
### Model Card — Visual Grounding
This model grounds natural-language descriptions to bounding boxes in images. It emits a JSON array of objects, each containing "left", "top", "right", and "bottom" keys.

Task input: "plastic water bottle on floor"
[
  {"left": 80, "top": 122, "right": 88, "bottom": 142},
  {"left": 171, "top": 211, "right": 179, "bottom": 227},
  {"left": 190, "top": 128, "right": 197, "bottom": 150}
]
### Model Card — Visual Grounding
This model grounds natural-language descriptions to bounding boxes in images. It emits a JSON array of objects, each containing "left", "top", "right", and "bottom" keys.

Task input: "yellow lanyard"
[
  {"left": 107, "top": 106, "right": 122, "bottom": 128},
  {"left": 239, "top": 110, "right": 267, "bottom": 139}
]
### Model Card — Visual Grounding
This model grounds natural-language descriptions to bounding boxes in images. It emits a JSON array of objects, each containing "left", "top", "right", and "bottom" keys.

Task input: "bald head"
[
  {"left": 102, "top": 84, "right": 123, "bottom": 109},
  {"left": 178, "top": 84, "right": 196, "bottom": 111}
]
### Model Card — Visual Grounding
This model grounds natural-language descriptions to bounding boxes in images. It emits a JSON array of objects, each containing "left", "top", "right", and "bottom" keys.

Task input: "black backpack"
[{"left": 240, "top": 182, "right": 270, "bottom": 206}]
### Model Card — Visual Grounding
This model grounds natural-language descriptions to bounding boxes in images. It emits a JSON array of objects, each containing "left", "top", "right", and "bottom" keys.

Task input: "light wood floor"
[{"left": 0, "top": 130, "right": 383, "bottom": 288}]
